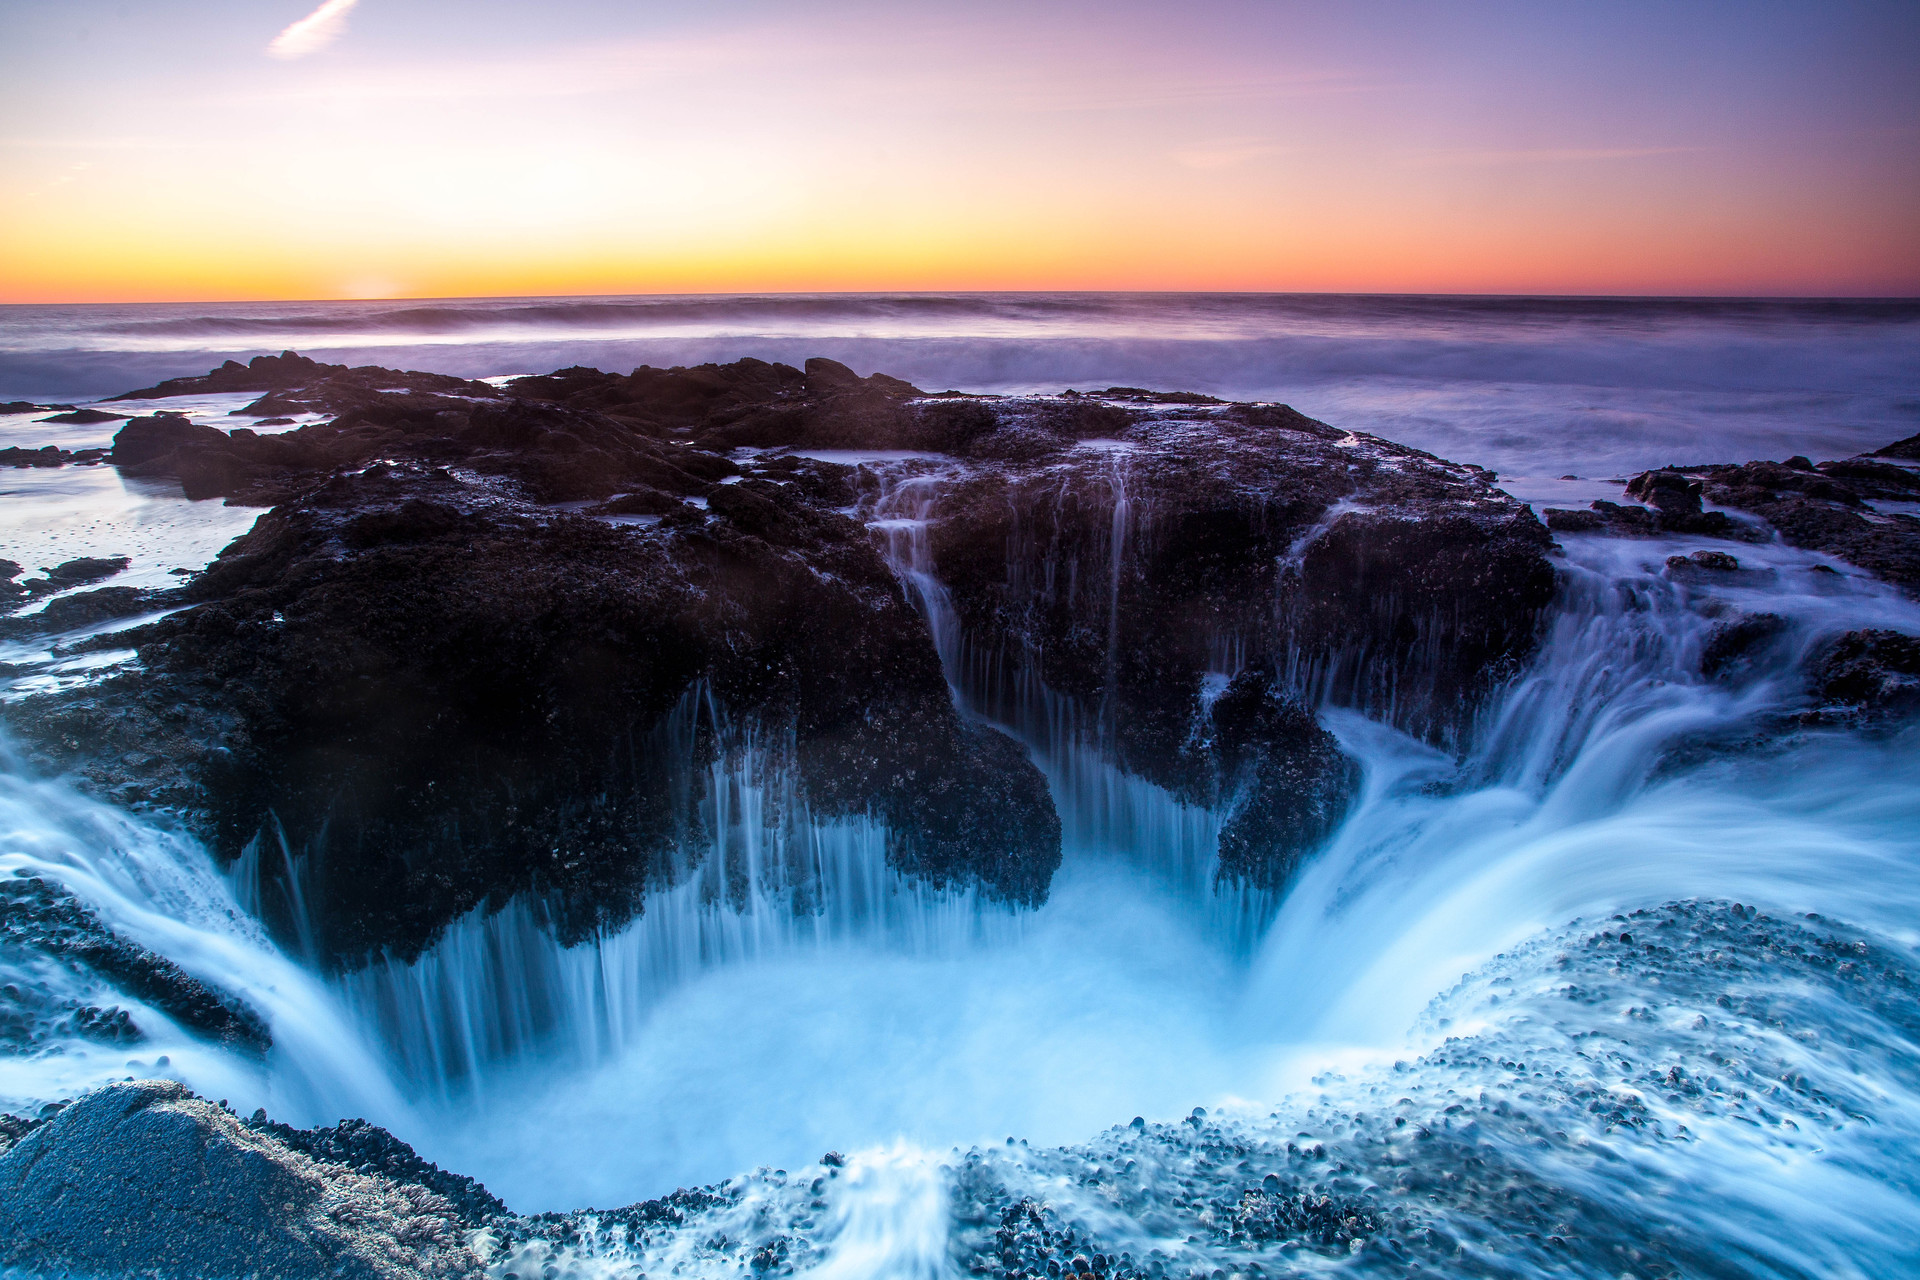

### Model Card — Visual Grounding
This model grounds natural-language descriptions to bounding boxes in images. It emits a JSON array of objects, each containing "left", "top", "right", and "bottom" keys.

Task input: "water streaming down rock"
[
  {"left": 328, "top": 452, "right": 1257, "bottom": 1099},
  {"left": 0, "top": 748, "right": 406, "bottom": 1130},
  {"left": 3, "top": 347, "right": 1919, "bottom": 1274},
  {"left": 864, "top": 453, "right": 1267, "bottom": 938},
  {"left": 333, "top": 689, "right": 1022, "bottom": 1093},
  {"left": 460, "top": 529, "right": 1920, "bottom": 1276}
]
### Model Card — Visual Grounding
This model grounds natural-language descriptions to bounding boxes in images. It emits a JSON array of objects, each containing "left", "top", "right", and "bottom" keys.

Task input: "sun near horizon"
[{"left": 2, "top": 0, "right": 1917, "bottom": 305}]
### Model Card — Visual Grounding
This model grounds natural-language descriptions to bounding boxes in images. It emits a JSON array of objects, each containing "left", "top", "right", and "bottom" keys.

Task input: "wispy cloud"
[
  {"left": 1410, "top": 146, "right": 1699, "bottom": 168},
  {"left": 268, "top": 0, "right": 359, "bottom": 60}
]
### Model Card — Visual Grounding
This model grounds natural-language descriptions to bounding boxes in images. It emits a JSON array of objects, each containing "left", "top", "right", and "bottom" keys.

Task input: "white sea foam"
[{"left": 0, "top": 310, "right": 1915, "bottom": 1272}]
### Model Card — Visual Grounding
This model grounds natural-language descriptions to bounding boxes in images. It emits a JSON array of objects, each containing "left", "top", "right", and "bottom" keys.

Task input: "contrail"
[{"left": 268, "top": 0, "right": 360, "bottom": 59}]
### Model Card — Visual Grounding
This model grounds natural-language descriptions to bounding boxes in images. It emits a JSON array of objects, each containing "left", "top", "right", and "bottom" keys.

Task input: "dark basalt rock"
[
  {"left": 245, "top": 1114, "right": 507, "bottom": 1226},
  {"left": 230, "top": 390, "right": 314, "bottom": 417},
  {"left": 1666, "top": 549, "right": 1740, "bottom": 574},
  {"left": 1811, "top": 629, "right": 1920, "bottom": 719},
  {"left": 36, "top": 407, "right": 129, "bottom": 424},
  {"left": 0, "top": 1109, "right": 55, "bottom": 1156},
  {"left": 0, "top": 443, "right": 108, "bottom": 468},
  {"left": 878, "top": 398, "right": 1559, "bottom": 886},
  {"left": 1542, "top": 477, "right": 1755, "bottom": 541},
  {"left": 0, "top": 584, "right": 169, "bottom": 636},
  {"left": 1207, "top": 669, "right": 1359, "bottom": 890},
  {"left": 112, "top": 411, "right": 231, "bottom": 466},
  {"left": 504, "top": 356, "right": 807, "bottom": 436},
  {"left": 46, "top": 555, "right": 130, "bottom": 586},
  {"left": 922, "top": 401, "right": 1554, "bottom": 755},
  {"left": 107, "top": 387, "right": 750, "bottom": 507},
  {"left": 1701, "top": 613, "right": 1790, "bottom": 681},
  {"left": 12, "top": 460, "right": 1059, "bottom": 965},
  {"left": 11, "top": 353, "right": 1572, "bottom": 955},
  {"left": 0, "top": 1081, "right": 483, "bottom": 1279},
  {"left": 3, "top": 556, "right": 135, "bottom": 614},
  {"left": 108, "top": 350, "right": 496, "bottom": 405},
  {"left": 0, "top": 876, "right": 269, "bottom": 1053},
  {"left": 1545, "top": 452, "right": 1920, "bottom": 591},
  {"left": 1, "top": 400, "right": 69, "bottom": 415},
  {"left": 1872, "top": 431, "right": 1920, "bottom": 461}
]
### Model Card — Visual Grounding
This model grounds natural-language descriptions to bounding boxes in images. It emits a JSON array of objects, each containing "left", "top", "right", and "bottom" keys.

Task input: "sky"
[{"left": 1, "top": 0, "right": 1916, "bottom": 302}]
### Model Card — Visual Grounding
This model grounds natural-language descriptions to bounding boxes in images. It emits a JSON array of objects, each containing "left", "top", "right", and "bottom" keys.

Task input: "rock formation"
[
  {"left": 0, "top": 1081, "right": 484, "bottom": 1280},
  {"left": 1544, "top": 454, "right": 1920, "bottom": 589},
  {"left": 2, "top": 354, "right": 1561, "bottom": 960}
]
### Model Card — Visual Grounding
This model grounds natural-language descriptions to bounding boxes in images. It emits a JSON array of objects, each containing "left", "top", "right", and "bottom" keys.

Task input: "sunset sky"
[{"left": 2, "top": 0, "right": 1916, "bottom": 302}]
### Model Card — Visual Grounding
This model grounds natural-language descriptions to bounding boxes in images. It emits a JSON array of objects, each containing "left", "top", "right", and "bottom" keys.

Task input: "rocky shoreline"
[
  {"left": 2, "top": 352, "right": 1917, "bottom": 964},
  {"left": 3, "top": 352, "right": 1572, "bottom": 966},
  {"left": 2, "top": 354, "right": 1919, "bottom": 1276},
  {"left": 3, "top": 898, "right": 1905, "bottom": 1280}
]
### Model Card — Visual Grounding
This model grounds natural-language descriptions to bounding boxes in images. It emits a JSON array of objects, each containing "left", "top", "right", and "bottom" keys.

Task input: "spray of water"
[{"left": 3, "top": 462, "right": 1918, "bottom": 1273}]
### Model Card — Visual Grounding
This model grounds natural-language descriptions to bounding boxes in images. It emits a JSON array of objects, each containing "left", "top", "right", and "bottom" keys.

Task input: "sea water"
[{"left": 1, "top": 293, "right": 1917, "bottom": 1274}]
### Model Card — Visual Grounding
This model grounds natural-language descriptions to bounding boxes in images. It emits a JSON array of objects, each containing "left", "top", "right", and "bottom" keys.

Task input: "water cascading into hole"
[
  {"left": 334, "top": 684, "right": 1022, "bottom": 1095},
  {"left": 863, "top": 456, "right": 1277, "bottom": 946},
  {"left": 1247, "top": 532, "right": 1920, "bottom": 1046}
]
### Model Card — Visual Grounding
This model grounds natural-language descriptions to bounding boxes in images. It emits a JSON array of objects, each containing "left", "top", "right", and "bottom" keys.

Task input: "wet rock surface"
[
  {"left": 1205, "top": 669, "right": 1360, "bottom": 891},
  {"left": 8, "top": 353, "right": 1571, "bottom": 955},
  {"left": 4, "top": 354, "right": 1572, "bottom": 956},
  {"left": 0, "top": 874, "right": 269, "bottom": 1054},
  {"left": 1809, "top": 628, "right": 1920, "bottom": 720},
  {"left": 1, "top": 900, "right": 1900, "bottom": 1279},
  {"left": 11, "top": 465, "right": 1060, "bottom": 964},
  {"left": 906, "top": 397, "right": 1555, "bottom": 886},
  {"left": 1547, "top": 452, "right": 1920, "bottom": 590},
  {"left": 0, "top": 1080, "right": 483, "bottom": 1279},
  {"left": 13, "top": 353, "right": 1920, "bottom": 952},
  {"left": 11, "top": 359, "right": 1083, "bottom": 964},
  {"left": 245, "top": 1114, "right": 508, "bottom": 1227}
]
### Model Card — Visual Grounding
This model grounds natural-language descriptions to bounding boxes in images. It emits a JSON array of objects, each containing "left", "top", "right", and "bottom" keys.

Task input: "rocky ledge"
[
  {"left": 0, "top": 1081, "right": 491, "bottom": 1280},
  {"left": 1542, "top": 435, "right": 1920, "bottom": 589},
  {"left": 2, "top": 354, "right": 1571, "bottom": 966},
  {"left": 17, "top": 355, "right": 1918, "bottom": 968}
]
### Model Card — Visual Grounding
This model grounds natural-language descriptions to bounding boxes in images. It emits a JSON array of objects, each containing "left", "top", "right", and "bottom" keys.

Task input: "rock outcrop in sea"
[
  {"left": 4, "top": 354, "right": 1564, "bottom": 966},
  {"left": 3, "top": 353, "right": 1920, "bottom": 1279}
]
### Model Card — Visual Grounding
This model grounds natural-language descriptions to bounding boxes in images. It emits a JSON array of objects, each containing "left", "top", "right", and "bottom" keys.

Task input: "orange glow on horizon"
[
  {"left": 3, "top": 3, "right": 1915, "bottom": 304},
  {"left": 7, "top": 182, "right": 1916, "bottom": 303}
]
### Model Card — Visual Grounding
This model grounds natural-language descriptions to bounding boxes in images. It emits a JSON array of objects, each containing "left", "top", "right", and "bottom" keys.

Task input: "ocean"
[
  {"left": 2, "top": 292, "right": 1919, "bottom": 1277},
  {"left": 4, "top": 292, "right": 1917, "bottom": 478}
]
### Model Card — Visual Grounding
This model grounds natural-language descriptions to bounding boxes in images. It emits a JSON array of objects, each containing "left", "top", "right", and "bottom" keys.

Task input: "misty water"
[{"left": 3, "top": 294, "right": 1919, "bottom": 1277}]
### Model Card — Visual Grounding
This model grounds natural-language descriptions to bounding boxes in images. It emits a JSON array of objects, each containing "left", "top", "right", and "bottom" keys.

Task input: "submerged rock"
[{"left": 0, "top": 1081, "right": 482, "bottom": 1279}]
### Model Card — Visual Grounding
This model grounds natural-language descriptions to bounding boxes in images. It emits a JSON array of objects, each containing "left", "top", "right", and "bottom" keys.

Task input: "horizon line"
[{"left": 5, "top": 287, "right": 1920, "bottom": 308}]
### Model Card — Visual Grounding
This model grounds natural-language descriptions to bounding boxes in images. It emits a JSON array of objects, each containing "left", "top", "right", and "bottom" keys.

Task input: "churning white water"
[
  {"left": 6, "top": 497, "right": 1920, "bottom": 1275},
  {"left": 3, "top": 299, "right": 1919, "bottom": 1274}
]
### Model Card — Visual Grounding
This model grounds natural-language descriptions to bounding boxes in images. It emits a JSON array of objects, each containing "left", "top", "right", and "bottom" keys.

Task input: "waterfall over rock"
[{"left": 1, "top": 349, "right": 1917, "bottom": 1277}]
